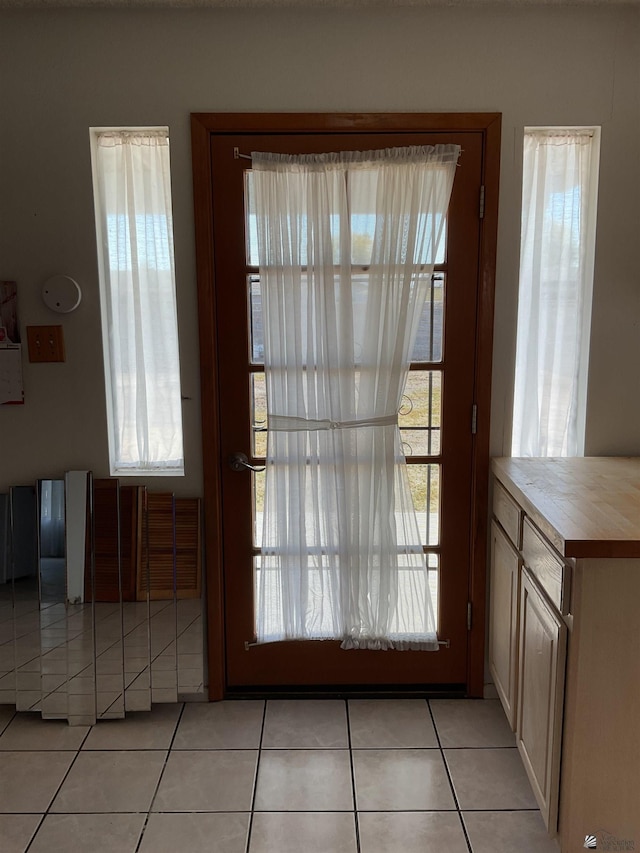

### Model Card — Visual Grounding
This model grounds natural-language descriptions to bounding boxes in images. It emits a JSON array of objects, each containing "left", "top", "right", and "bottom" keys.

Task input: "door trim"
[{"left": 190, "top": 112, "right": 501, "bottom": 700}]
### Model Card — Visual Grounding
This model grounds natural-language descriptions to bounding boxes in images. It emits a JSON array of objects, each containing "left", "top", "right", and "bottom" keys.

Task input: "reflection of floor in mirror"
[
  {"left": 38, "top": 559, "right": 66, "bottom": 603},
  {"left": 2, "top": 599, "right": 205, "bottom": 721}
]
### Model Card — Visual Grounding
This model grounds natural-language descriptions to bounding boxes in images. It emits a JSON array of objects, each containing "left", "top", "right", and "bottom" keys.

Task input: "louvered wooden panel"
[
  {"left": 85, "top": 479, "right": 119, "bottom": 603},
  {"left": 119, "top": 486, "right": 143, "bottom": 602},
  {"left": 85, "top": 481, "right": 141, "bottom": 603},
  {"left": 175, "top": 498, "right": 202, "bottom": 599},
  {"left": 138, "top": 494, "right": 201, "bottom": 601},
  {"left": 138, "top": 493, "right": 175, "bottom": 601}
]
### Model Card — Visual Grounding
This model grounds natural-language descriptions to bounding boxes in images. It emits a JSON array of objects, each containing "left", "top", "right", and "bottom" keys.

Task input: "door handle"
[{"left": 229, "top": 452, "right": 266, "bottom": 473}]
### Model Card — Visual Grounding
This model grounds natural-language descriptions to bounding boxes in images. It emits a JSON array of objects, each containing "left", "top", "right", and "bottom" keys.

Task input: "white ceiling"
[{"left": 0, "top": 0, "right": 637, "bottom": 7}]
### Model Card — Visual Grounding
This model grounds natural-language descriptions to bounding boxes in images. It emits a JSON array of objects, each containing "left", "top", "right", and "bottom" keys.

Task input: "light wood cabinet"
[
  {"left": 488, "top": 520, "right": 520, "bottom": 730},
  {"left": 490, "top": 483, "right": 568, "bottom": 833},
  {"left": 490, "top": 457, "right": 640, "bottom": 852},
  {"left": 516, "top": 567, "right": 567, "bottom": 832}
]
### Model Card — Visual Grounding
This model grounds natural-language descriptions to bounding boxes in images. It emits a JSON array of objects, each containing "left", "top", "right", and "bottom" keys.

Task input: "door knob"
[{"left": 228, "top": 452, "right": 266, "bottom": 473}]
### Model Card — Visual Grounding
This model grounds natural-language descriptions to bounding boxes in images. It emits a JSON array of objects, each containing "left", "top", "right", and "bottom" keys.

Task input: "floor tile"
[
  {"left": 359, "top": 812, "right": 469, "bottom": 853},
  {"left": 0, "top": 814, "right": 42, "bottom": 853},
  {"left": 123, "top": 688, "right": 152, "bottom": 713},
  {"left": 254, "top": 750, "right": 353, "bottom": 811},
  {"left": 0, "top": 705, "right": 16, "bottom": 735},
  {"left": 353, "top": 749, "right": 455, "bottom": 811},
  {"left": 139, "top": 812, "right": 250, "bottom": 853},
  {"left": 50, "top": 750, "right": 166, "bottom": 813},
  {"left": 150, "top": 687, "right": 178, "bottom": 703},
  {"left": 445, "top": 748, "right": 538, "bottom": 810},
  {"left": 463, "top": 810, "right": 560, "bottom": 853},
  {"left": 0, "top": 699, "right": 561, "bottom": 853},
  {"left": 93, "top": 674, "right": 126, "bottom": 693},
  {"left": 348, "top": 699, "right": 438, "bottom": 748},
  {"left": 430, "top": 699, "right": 515, "bottom": 747},
  {"left": 483, "top": 682, "right": 500, "bottom": 700},
  {"left": 262, "top": 700, "right": 348, "bottom": 749},
  {"left": 82, "top": 703, "right": 181, "bottom": 750},
  {"left": 28, "top": 813, "right": 146, "bottom": 853},
  {"left": 96, "top": 692, "right": 126, "bottom": 717},
  {"left": 152, "top": 750, "right": 258, "bottom": 812},
  {"left": 0, "top": 713, "right": 89, "bottom": 751},
  {"left": 173, "top": 700, "right": 264, "bottom": 749},
  {"left": 250, "top": 812, "right": 357, "bottom": 853},
  {"left": 149, "top": 669, "right": 179, "bottom": 690},
  {"left": 0, "top": 751, "right": 75, "bottom": 812}
]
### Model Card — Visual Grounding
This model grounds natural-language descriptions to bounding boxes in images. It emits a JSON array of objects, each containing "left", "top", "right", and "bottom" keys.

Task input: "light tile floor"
[{"left": 0, "top": 698, "right": 560, "bottom": 853}]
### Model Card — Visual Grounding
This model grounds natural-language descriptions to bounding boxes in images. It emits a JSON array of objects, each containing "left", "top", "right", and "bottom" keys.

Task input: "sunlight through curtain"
[
  {"left": 512, "top": 129, "right": 599, "bottom": 457},
  {"left": 93, "top": 130, "right": 184, "bottom": 474},
  {"left": 252, "top": 146, "right": 459, "bottom": 650}
]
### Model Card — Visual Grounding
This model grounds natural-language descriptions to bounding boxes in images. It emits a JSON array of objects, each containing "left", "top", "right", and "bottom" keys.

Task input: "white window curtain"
[
  {"left": 92, "top": 130, "right": 184, "bottom": 475},
  {"left": 512, "top": 129, "right": 599, "bottom": 457},
  {"left": 252, "top": 145, "right": 459, "bottom": 650}
]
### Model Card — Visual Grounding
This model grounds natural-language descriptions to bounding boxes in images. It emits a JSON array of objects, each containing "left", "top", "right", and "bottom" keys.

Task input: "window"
[
  {"left": 90, "top": 128, "right": 184, "bottom": 475},
  {"left": 512, "top": 127, "right": 600, "bottom": 457}
]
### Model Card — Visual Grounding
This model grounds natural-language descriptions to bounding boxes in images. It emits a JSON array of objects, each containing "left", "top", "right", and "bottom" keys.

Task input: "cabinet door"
[
  {"left": 488, "top": 520, "right": 520, "bottom": 729},
  {"left": 516, "top": 568, "right": 567, "bottom": 833}
]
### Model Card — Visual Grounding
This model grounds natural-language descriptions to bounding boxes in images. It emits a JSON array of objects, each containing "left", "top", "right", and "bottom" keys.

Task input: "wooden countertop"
[{"left": 492, "top": 457, "right": 640, "bottom": 559}]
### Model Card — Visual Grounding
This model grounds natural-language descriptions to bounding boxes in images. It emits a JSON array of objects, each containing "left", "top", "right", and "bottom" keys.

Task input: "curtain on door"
[{"left": 252, "top": 145, "right": 459, "bottom": 650}]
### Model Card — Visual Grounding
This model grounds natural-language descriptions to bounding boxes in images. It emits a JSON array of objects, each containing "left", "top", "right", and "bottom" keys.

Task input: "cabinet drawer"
[
  {"left": 493, "top": 480, "right": 522, "bottom": 548},
  {"left": 522, "top": 518, "right": 570, "bottom": 615}
]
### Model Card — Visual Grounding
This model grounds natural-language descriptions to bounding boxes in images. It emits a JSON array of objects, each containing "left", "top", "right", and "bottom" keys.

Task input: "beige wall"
[{"left": 1, "top": 5, "right": 638, "bottom": 495}]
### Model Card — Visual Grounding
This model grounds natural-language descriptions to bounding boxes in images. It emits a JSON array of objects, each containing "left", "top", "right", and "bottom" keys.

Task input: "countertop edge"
[{"left": 491, "top": 457, "right": 640, "bottom": 560}]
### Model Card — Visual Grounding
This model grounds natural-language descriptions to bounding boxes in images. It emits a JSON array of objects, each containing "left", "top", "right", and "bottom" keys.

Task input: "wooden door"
[{"left": 191, "top": 114, "right": 500, "bottom": 697}]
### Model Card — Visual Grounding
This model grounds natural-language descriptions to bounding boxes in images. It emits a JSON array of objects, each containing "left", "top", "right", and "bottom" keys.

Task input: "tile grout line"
[
  {"left": 134, "top": 702, "right": 187, "bottom": 853},
  {"left": 8, "top": 699, "right": 545, "bottom": 852},
  {"left": 22, "top": 813, "right": 47, "bottom": 852},
  {"left": 0, "top": 706, "right": 17, "bottom": 738},
  {"left": 23, "top": 716, "right": 94, "bottom": 853},
  {"left": 244, "top": 699, "right": 268, "bottom": 853},
  {"left": 426, "top": 699, "right": 474, "bottom": 853},
  {"left": 345, "top": 699, "right": 362, "bottom": 853}
]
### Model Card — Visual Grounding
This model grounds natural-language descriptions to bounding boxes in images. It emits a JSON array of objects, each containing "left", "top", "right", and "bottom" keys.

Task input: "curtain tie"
[{"left": 269, "top": 414, "right": 398, "bottom": 432}]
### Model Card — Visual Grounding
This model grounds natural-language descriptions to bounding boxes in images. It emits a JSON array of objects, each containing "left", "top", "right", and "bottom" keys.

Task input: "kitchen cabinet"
[
  {"left": 490, "top": 457, "right": 640, "bottom": 852},
  {"left": 488, "top": 519, "right": 520, "bottom": 729},
  {"left": 516, "top": 566, "right": 567, "bottom": 833}
]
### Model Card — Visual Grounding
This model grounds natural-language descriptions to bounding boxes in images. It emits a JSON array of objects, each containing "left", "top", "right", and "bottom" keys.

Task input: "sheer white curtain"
[
  {"left": 253, "top": 146, "right": 459, "bottom": 650},
  {"left": 93, "top": 130, "right": 184, "bottom": 474},
  {"left": 512, "top": 129, "right": 599, "bottom": 457}
]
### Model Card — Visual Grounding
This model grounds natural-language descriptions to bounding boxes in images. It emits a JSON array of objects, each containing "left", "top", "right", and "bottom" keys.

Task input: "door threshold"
[{"left": 224, "top": 683, "right": 467, "bottom": 700}]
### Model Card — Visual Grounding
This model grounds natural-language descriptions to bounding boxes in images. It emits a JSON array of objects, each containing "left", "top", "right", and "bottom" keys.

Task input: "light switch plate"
[{"left": 26, "top": 325, "right": 66, "bottom": 362}]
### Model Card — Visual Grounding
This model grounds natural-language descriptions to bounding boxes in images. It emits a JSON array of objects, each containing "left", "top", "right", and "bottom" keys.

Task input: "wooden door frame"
[{"left": 190, "top": 112, "right": 501, "bottom": 700}]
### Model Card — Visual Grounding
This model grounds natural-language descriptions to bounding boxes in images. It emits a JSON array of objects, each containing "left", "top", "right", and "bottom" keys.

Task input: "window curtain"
[
  {"left": 512, "top": 129, "right": 598, "bottom": 457},
  {"left": 253, "top": 145, "right": 459, "bottom": 650},
  {"left": 94, "top": 131, "right": 184, "bottom": 473}
]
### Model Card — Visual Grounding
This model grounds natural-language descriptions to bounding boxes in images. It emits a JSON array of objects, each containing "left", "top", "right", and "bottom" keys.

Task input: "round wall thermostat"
[{"left": 42, "top": 275, "right": 82, "bottom": 313}]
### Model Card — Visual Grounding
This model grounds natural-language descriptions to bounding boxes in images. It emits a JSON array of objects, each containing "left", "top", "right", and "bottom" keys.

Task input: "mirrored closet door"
[{"left": 0, "top": 472, "right": 204, "bottom": 725}]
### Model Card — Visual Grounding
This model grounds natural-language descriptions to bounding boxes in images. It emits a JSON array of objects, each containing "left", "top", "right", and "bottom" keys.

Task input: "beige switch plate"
[{"left": 26, "top": 325, "right": 66, "bottom": 362}]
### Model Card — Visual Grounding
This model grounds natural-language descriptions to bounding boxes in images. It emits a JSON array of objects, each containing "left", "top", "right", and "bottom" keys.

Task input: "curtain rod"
[{"left": 233, "top": 147, "right": 463, "bottom": 162}]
